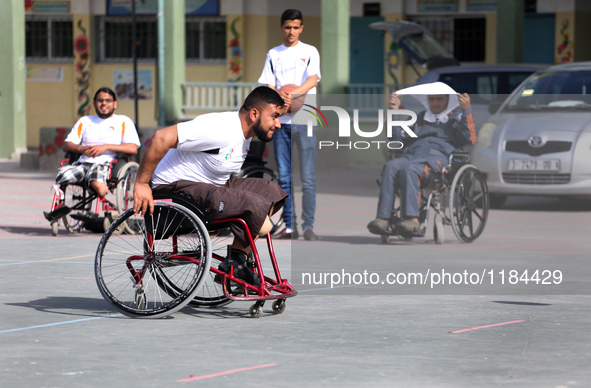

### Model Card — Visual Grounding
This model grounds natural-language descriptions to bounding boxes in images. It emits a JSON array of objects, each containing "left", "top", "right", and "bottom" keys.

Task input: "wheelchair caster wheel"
[
  {"left": 272, "top": 299, "right": 286, "bottom": 314},
  {"left": 380, "top": 235, "right": 389, "bottom": 244},
  {"left": 249, "top": 301, "right": 264, "bottom": 318},
  {"left": 51, "top": 221, "right": 59, "bottom": 236},
  {"left": 434, "top": 217, "right": 444, "bottom": 244},
  {"left": 104, "top": 213, "right": 124, "bottom": 235}
]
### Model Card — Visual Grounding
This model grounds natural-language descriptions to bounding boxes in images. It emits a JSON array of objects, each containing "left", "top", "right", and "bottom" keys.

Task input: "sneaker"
[
  {"left": 367, "top": 218, "right": 391, "bottom": 235},
  {"left": 215, "top": 251, "right": 261, "bottom": 286},
  {"left": 396, "top": 218, "right": 420, "bottom": 234}
]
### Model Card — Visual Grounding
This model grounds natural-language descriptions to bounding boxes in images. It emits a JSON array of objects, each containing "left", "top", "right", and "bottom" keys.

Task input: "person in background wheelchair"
[
  {"left": 367, "top": 83, "right": 476, "bottom": 236},
  {"left": 51, "top": 87, "right": 140, "bottom": 200},
  {"left": 133, "top": 86, "right": 287, "bottom": 287}
]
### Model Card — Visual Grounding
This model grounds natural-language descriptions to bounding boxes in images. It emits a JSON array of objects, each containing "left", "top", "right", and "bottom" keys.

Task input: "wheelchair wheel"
[
  {"left": 237, "top": 166, "right": 284, "bottom": 235},
  {"left": 433, "top": 216, "right": 444, "bottom": 244},
  {"left": 63, "top": 185, "right": 91, "bottom": 234},
  {"left": 115, "top": 162, "right": 140, "bottom": 234},
  {"left": 95, "top": 202, "right": 211, "bottom": 318},
  {"left": 449, "top": 165, "right": 489, "bottom": 243},
  {"left": 51, "top": 220, "right": 59, "bottom": 236},
  {"left": 187, "top": 229, "right": 233, "bottom": 308}
]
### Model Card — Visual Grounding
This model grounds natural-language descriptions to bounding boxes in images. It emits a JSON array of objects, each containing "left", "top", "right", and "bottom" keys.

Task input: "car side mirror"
[{"left": 488, "top": 101, "right": 502, "bottom": 115}]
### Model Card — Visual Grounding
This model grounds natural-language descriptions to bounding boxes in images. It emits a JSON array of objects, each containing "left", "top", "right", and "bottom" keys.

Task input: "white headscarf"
[{"left": 396, "top": 82, "right": 460, "bottom": 124}]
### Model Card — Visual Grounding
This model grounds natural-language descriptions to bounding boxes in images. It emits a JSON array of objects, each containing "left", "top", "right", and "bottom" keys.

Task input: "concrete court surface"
[{"left": 0, "top": 159, "right": 590, "bottom": 387}]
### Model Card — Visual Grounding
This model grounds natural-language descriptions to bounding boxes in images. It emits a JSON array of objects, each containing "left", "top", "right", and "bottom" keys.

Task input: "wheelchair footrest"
[
  {"left": 70, "top": 212, "right": 99, "bottom": 222},
  {"left": 44, "top": 206, "right": 71, "bottom": 222}
]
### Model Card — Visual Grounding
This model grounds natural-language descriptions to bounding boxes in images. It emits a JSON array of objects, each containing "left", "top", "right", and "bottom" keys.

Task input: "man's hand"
[
  {"left": 389, "top": 92, "right": 401, "bottom": 110},
  {"left": 278, "top": 90, "right": 292, "bottom": 114},
  {"left": 133, "top": 182, "right": 154, "bottom": 216},
  {"left": 457, "top": 93, "right": 471, "bottom": 110},
  {"left": 82, "top": 144, "right": 109, "bottom": 158}
]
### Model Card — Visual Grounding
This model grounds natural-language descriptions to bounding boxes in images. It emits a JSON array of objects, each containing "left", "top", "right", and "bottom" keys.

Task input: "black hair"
[
  {"left": 241, "top": 86, "right": 284, "bottom": 112},
  {"left": 93, "top": 87, "right": 117, "bottom": 101},
  {"left": 281, "top": 9, "right": 303, "bottom": 25}
]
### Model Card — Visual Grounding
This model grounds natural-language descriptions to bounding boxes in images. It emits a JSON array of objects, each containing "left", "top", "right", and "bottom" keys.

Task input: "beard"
[{"left": 252, "top": 118, "right": 272, "bottom": 142}]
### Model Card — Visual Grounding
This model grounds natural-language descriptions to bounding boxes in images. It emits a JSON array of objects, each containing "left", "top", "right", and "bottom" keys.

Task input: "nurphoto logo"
[{"left": 299, "top": 105, "right": 419, "bottom": 150}]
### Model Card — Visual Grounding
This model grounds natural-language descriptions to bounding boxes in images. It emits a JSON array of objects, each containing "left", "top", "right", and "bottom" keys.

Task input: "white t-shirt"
[
  {"left": 151, "top": 111, "right": 251, "bottom": 187},
  {"left": 258, "top": 41, "right": 321, "bottom": 124},
  {"left": 65, "top": 114, "right": 140, "bottom": 164}
]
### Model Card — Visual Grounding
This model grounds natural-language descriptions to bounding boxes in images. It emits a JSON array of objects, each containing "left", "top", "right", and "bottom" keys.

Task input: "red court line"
[
  {"left": 177, "top": 363, "right": 277, "bottom": 382},
  {"left": 450, "top": 319, "right": 526, "bottom": 334}
]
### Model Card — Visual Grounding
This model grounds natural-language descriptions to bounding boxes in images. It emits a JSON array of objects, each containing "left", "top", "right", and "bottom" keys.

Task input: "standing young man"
[{"left": 258, "top": 9, "right": 321, "bottom": 241}]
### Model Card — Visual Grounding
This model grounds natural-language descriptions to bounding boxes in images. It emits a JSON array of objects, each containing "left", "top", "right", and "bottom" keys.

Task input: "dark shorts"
[{"left": 152, "top": 177, "right": 287, "bottom": 247}]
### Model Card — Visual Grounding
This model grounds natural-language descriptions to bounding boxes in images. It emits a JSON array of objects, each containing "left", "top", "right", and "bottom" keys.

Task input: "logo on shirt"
[{"left": 224, "top": 148, "right": 234, "bottom": 160}]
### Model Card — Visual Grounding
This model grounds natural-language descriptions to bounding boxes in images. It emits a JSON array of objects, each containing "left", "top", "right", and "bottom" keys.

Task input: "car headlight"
[{"left": 477, "top": 122, "right": 496, "bottom": 148}]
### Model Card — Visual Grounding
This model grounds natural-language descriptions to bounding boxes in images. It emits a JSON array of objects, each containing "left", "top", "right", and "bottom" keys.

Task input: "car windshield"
[
  {"left": 504, "top": 70, "right": 591, "bottom": 111},
  {"left": 439, "top": 71, "right": 535, "bottom": 103}
]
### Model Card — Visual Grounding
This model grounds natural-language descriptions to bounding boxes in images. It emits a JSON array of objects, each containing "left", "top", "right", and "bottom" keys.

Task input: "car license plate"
[{"left": 508, "top": 159, "right": 560, "bottom": 171}]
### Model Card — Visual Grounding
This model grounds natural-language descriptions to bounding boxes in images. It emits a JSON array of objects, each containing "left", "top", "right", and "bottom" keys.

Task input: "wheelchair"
[
  {"left": 94, "top": 191, "right": 297, "bottom": 319},
  {"left": 44, "top": 153, "right": 139, "bottom": 236},
  {"left": 379, "top": 151, "right": 489, "bottom": 244}
]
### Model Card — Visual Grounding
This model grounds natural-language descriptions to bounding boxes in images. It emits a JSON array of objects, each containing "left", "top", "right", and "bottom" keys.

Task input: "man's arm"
[
  {"left": 133, "top": 125, "right": 179, "bottom": 215},
  {"left": 291, "top": 75, "right": 318, "bottom": 96},
  {"left": 65, "top": 142, "right": 139, "bottom": 158},
  {"left": 452, "top": 93, "right": 477, "bottom": 147}
]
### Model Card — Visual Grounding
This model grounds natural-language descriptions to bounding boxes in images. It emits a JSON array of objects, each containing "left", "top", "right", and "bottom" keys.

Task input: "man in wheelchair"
[
  {"left": 367, "top": 82, "right": 477, "bottom": 236},
  {"left": 51, "top": 87, "right": 140, "bottom": 200},
  {"left": 133, "top": 86, "right": 287, "bottom": 286}
]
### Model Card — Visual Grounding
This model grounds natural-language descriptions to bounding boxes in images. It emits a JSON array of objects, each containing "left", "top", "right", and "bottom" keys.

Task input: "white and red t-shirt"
[
  {"left": 258, "top": 41, "right": 321, "bottom": 124},
  {"left": 65, "top": 114, "right": 140, "bottom": 164},
  {"left": 151, "top": 111, "right": 251, "bottom": 187}
]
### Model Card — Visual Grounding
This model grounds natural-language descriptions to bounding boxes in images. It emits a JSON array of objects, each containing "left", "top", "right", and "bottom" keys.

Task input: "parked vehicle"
[
  {"left": 470, "top": 62, "right": 591, "bottom": 207},
  {"left": 415, "top": 64, "right": 546, "bottom": 131},
  {"left": 371, "top": 21, "right": 546, "bottom": 131}
]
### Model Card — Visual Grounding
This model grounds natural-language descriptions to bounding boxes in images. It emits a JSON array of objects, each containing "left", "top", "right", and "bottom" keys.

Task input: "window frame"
[
  {"left": 95, "top": 16, "right": 226, "bottom": 64},
  {"left": 25, "top": 15, "right": 73, "bottom": 63},
  {"left": 185, "top": 17, "right": 227, "bottom": 64}
]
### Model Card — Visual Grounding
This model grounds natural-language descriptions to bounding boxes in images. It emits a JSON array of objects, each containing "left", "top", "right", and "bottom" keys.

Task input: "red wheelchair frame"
[
  {"left": 94, "top": 193, "right": 297, "bottom": 319},
  {"left": 45, "top": 153, "right": 139, "bottom": 236}
]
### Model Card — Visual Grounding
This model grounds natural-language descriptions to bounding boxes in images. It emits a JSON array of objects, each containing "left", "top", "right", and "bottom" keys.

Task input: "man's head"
[
  {"left": 427, "top": 94, "right": 449, "bottom": 115},
  {"left": 93, "top": 87, "right": 118, "bottom": 119},
  {"left": 280, "top": 9, "right": 303, "bottom": 47},
  {"left": 241, "top": 86, "right": 284, "bottom": 142}
]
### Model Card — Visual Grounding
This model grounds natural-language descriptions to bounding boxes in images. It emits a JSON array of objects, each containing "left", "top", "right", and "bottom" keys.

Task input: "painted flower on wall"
[{"left": 74, "top": 35, "right": 89, "bottom": 56}]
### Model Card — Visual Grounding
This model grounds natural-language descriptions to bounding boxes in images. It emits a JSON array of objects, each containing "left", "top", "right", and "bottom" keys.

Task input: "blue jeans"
[
  {"left": 273, "top": 124, "right": 316, "bottom": 231},
  {"left": 377, "top": 156, "right": 425, "bottom": 220}
]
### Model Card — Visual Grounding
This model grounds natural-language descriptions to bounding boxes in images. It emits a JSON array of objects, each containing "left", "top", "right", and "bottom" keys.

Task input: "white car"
[{"left": 470, "top": 62, "right": 591, "bottom": 207}]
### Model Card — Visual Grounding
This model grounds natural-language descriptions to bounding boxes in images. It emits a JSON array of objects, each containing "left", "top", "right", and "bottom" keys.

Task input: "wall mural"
[
  {"left": 74, "top": 18, "right": 91, "bottom": 117},
  {"left": 556, "top": 19, "right": 573, "bottom": 63},
  {"left": 228, "top": 16, "right": 243, "bottom": 108},
  {"left": 228, "top": 16, "right": 243, "bottom": 82},
  {"left": 386, "top": 41, "right": 401, "bottom": 87}
]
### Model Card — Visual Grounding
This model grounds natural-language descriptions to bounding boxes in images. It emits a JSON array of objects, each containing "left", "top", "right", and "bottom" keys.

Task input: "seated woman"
[{"left": 367, "top": 82, "right": 476, "bottom": 235}]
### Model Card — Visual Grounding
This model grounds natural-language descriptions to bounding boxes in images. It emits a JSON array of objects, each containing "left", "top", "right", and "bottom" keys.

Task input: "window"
[
  {"left": 186, "top": 18, "right": 226, "bottom": 62},
  {"left": 25, "top": 17, "right": 73, "bottom": 61},
  {"left": 97, "top": 17, "right": 157, "bottom": 61},
  {"left": 409, "top": 17, "right": 486, "bottom": 63},
  {"left": 96, "top": 16, "right": 226, "bottom": 63},
  {"left": 453, "top": 18, "right": 485, "bottom": 62}
]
